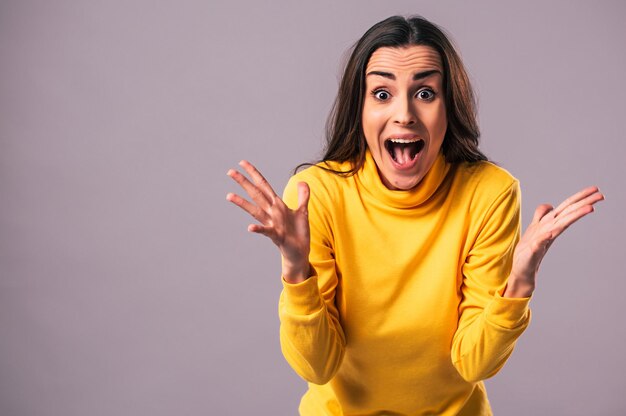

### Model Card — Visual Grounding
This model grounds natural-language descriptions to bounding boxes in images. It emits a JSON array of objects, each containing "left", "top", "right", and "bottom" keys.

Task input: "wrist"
[
  {"left": 282, "top": 261, "right": 310, "bottom": 284},
  {"left": 503, "top": 274, "right": 535, "bottom": 298}
]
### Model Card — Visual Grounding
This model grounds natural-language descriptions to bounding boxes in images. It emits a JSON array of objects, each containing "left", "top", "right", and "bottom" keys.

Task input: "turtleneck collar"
[{"left": 356, "top": 148, "right": 451, "bottom": 209}]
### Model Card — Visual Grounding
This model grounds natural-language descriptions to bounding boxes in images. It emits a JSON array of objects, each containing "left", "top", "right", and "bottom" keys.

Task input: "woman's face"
[{"left": 362, "top": 45, "right": 447, "bottom": 190}]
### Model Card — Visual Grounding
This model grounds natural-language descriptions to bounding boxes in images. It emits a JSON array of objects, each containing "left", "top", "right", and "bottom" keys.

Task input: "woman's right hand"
[{"left": 227, "top": 160, "right": 311, "bottom": 283}]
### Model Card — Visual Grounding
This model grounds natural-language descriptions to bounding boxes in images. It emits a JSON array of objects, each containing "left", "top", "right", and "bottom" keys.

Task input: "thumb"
[
  {"left": 296, "top": 181, "right": 310, "bottom": 214},
  {"left": 531, "top": 203, "right": 554, "bottom": 224}
]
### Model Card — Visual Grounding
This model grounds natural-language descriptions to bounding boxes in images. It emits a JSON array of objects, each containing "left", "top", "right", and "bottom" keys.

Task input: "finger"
[
  {"left": 239, "top": 160, "right": 279, "bottom": 203},
  {"left": 227, "top": 168, "right": 272, "bottom": 209},
  {"left": 226, "top": 192, "right": 269, "bottom": 223},
  {"left": 531, "top": 204, "right": 554, "bottom": 224},
  {"left": 550, "top": 204, "right": 595, "bottom": 239},
  {"left": 296, "top": 182, "right": 310, "bottom": 214},
  {"left": 554, "top": 191, "right": 604, "bottom": 219},
  {"left": 552, "top": 186, "right": 600, "bottom": 216},
  {"left": 248, "top": 223, "right": 277, "bottom": 240}
]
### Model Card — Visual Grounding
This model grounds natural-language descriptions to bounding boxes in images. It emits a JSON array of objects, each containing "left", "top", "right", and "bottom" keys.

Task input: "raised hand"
[
  {"left": 504, "top": 186, "right": 605, "bottom": 298},
  {"left": 227, "top": 160, "right": 311, "bottom": 283}
]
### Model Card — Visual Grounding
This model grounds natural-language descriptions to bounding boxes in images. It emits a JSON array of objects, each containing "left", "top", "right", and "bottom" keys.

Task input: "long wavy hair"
[{"left": 296, "top": 15, "right": 487, "bottom": 175}]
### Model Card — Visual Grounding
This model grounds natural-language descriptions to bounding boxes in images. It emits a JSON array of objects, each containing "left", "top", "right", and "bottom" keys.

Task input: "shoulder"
[
  {"left": 454, "top": 160, "right": 519, "bottom": 199},
  {"left": 451, "top": 161, "right": 521, "bottom": 224},
  {"left": 457, "top": 160, "right": 518, "bottom": 188},
  {"left": 282, "top": 160, "right": 353, "bottom": 209}
]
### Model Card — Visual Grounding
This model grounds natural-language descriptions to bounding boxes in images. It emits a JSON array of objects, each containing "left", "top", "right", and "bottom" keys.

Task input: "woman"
[{"left": 226, "top": 16, "right": 603, "bottom": 416}]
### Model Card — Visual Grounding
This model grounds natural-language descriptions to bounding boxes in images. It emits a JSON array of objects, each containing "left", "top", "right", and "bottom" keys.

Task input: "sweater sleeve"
[
  {"left": 451, "top": 179, "right": 532, "bottom": 383},
  {"left": 278, "top": 174, "right": 346, "bottom": 385}
]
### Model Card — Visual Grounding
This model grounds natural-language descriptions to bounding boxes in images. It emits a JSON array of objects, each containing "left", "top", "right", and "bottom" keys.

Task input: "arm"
[
  {"left": 278, "top": 175, "right": 346, "bottom": 385},
  {"left": 451, "top": 183, "right": 605, "bottom": 382},
  {"left": 226, "top": 162, "right": 345, "bottom": 384},
  {"left": 451, "top": 181, "right": 531, "bottom": 383}
]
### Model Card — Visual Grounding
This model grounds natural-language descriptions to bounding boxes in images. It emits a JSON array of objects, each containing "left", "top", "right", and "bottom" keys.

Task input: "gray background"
[{"left": 1, "top": 0, "right": 625, "bottom": 415}]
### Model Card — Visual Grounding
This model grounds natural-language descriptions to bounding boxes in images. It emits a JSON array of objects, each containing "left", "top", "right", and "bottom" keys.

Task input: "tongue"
[{"left": 393, "top": 143, "right": 416, "bottom": 165}]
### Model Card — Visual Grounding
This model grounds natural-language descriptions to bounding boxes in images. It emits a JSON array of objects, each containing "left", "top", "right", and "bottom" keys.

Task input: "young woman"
[{"left": 226, "top": 15, "right": 604, "bottom": 416}]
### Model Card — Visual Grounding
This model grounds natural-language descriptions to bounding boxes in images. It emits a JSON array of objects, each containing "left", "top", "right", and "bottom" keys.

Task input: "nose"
[{"left": 392, "top": 95, "right": 417, "bottom": 126}]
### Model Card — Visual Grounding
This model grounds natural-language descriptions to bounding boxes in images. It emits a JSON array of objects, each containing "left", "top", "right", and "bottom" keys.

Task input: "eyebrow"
[{"left": 366, "top": 69, "right": 442, "bottom": 81}]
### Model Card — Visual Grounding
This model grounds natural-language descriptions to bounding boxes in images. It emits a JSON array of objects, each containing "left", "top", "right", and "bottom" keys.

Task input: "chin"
[{"left": 385, "top": 172, "right": 424, "bottom": 190}]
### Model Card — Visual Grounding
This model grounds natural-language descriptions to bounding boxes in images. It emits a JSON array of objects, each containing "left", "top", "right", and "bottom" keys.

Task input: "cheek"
[
  {"left": 429, "top": 103, "right": 447, "bottom": 139},
  {"left": 438, "top": 112, "right": 447, "bottom": 137},
  {"left": 362, "top": 106, "right": 386, "bottom": 142}
]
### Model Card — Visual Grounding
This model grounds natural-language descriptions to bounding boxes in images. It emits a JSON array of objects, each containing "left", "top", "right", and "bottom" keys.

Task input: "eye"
[
  {"left": 372, "top": 89, "right": 391, "bottom": 101},
  {"left": 416, "top": 88, "right": 435, "bottom": 101}
]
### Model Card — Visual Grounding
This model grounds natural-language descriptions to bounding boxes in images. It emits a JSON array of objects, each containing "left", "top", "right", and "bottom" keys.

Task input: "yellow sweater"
[{"left": 279, "top": 149, "right": 532, "bottom": 416}]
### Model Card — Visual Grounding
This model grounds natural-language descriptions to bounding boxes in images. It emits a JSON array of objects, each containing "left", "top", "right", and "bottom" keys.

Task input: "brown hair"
[{"left": 297, "top": 15, "right": 486, "bottom": 175}]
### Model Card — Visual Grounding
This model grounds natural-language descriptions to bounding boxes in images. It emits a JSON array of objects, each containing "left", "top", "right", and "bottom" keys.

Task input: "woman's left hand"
[{"left": 503, "top": 186, "right": 605, "bottom": 298}]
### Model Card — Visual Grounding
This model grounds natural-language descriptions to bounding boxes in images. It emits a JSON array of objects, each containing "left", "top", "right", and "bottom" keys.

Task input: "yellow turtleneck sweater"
[{"left": 279, "top": 150, "right": 531, "bottom": 416}]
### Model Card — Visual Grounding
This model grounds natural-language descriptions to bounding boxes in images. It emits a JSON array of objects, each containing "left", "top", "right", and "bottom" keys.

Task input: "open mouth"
[{"left": 384, "top": 138, "right": 425, "bottom": 164}]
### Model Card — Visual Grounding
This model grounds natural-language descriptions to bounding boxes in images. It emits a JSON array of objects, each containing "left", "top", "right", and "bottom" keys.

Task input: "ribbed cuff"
[
  {"left": 486, "top": 291, "right": 531, "bottom": 329},
  {"left": 281, "top": 274, "right": 324, "bottom": 315}
]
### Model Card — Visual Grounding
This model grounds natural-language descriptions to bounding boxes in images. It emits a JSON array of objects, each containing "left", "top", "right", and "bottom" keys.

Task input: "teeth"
[{"left": 388, "top": 138, "right": 420, "bottom": 143}]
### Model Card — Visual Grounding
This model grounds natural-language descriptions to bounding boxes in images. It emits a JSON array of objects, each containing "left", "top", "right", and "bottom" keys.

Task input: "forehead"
[{"left": 365, "top": 45, "right": 443, "bottom": 74}]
